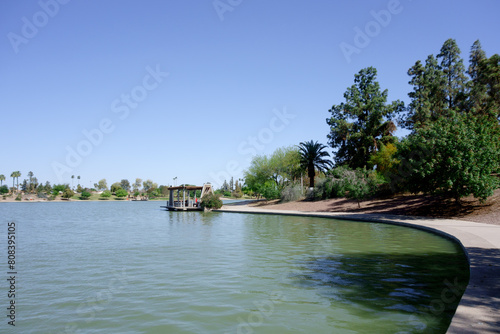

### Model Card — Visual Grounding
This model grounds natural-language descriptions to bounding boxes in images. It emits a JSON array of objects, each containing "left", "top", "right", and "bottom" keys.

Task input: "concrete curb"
[{"left": 215, "top": 205, "right": 500, "bottom": 334}]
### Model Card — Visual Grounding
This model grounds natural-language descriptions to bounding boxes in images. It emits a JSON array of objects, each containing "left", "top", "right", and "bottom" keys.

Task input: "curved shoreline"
[{"left": 216, "top": 205, "right": 500, "bottom": 334}]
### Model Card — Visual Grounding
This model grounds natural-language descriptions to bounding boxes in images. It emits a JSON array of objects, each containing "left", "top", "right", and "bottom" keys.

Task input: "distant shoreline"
[{"left": 0, "top": 195, "right": 167, "bottom": 203}]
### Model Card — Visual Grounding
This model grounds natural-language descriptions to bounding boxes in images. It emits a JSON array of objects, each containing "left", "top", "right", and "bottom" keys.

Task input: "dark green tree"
[
  {"left": 110, "top": 182, "right": 122, "bottom": 193},
  {"left": 327, "top": 67, "right": 403, "bottom": 168},
  {"left": 62, "top": 188, "right": 75, "bottom": 199},
  {"left": 404, "top": 55, "right": 447, "bottom": 130},
  {"left": 97, "top": 179, "right": 108, "bottom": 191},
  {"left": 396, "top": 112, "right": 500, "bottom": 202},
  {"left": 100, "top": 190, "right": 112, "bottom": 199},
  {"left": 298, "top": 140, "right": 333, "bottom": 188},
  {"left": 437, "top": 38, "right": 469, "bottom": 111},
  {"left": 475, "top": 53, "right": 500, "bottom": 121},
  {"left": 120, "top": 179, "right": 131, "bottom": 191},
  {"left": 80, "top": 191, "right": 91, "bottom": 200},
  {"left": 115, "top": 189, "right": 128, "bottom": 198}
]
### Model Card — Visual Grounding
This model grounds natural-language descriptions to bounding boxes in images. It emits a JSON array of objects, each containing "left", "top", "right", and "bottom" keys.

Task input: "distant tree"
[
  {"left": 62, "top": 188, "right": 75, "bottom": 199},
  {"left": 10, "top": 171, "right": 21, "bottom": 192},
  {"left": 229, "top": 177, "right": 234, "bottom": 192},
  {"left": 133, "top": 178, "right": 142, "bottom": 192},
  {"left": 10, "top": 172, "right": 15, "bottom": 192},
  {"left": 221, "top": 180, "right": 229, "bottom": 192},
  {"left": 71, "top": 175, "right": 75, "bottom": 189},
  {"left": 97, "top": 179, "right": 108, "bottom": 191},
  {"left": 326, "top": 67, "right": 404, "bottom": 168},
  {"left": 115, "top": 189, "right": 128, "bottom": 198},
  {"left": 77, "top": 175, "right": 81, "bottom": 186},
  {"left": 52, "top": 184, "right": 69, "bottom": 196},
  {"left": 244, "top": 146, "right": 301, "bottom": 197},
  {"left": 76, "top": 184, "right": 84, "bottom": 193},
  {"left": 0, "top": 185, "right": 9, "bottom": 194},
  {"left": 0, "top": 174, "right": 5, "bottom": 186},
  {"left": 28, "top": 171, "right": 34, "bottom": 192},
  {"left": 437, "top": 38, "right": 468, "bottom": 111},
  {"left": 80, "top": 190, "right": 91, "bottom": 200},
  {"left": 120, "top": 179, "right": 131, "bottom": 191},
  {"left": 110, "top": 182, "right": 122, "bottom": 193},
  {"left": 21, "top": 179, "right": 28, "bottom": 192},
  {"left": 158, "top": 185, "right": 168, "bottom": 196},
  {"left": 298, "top": 140, "right": 333, "bottom": 188},
  {"left": 44, "top": 181, "right": 52, "bottom": 193},
  {"left": 404, "top": 55, "right": 447, "bottom": 131},
  {"left": 467, "top": 40, "right": 488, "bottom": 113},
  {"left": 473, "top": 52, "right": 500, "bottom": 121},
  {"left": 143, "top": 179, "right": 153, "bottom": 192},
  {"left": 100, "top": 190, "right": 112, "bottom": 199},
  {"left": 269, "top": 146, "right": 302, "bottom": 187},
  {"left": 30, "top": 177, "right": 38, "bottom": 193}
]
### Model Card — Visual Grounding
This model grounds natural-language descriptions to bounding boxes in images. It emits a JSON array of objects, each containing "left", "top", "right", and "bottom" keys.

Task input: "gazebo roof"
[{"left": 167, "top": 185, "right": 203, "bottom": 191}]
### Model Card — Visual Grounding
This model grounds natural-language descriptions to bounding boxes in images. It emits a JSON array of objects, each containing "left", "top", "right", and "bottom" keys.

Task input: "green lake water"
[{"left": 0, "top": 201, "right": 469, "bottom": 333}]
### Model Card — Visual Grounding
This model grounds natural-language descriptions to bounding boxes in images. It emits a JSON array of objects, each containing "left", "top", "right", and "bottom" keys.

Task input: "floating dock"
[{"left": 161, "top": 183, "right": 213, "bottom": 211}]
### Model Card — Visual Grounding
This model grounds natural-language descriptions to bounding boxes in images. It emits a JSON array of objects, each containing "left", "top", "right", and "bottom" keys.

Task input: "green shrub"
[
  {"left": 200, "top": 193, "right": 223, "bottom": 209},
  {"left": 62, "top": 188, "right": 75, "bottom": 199},
  {"left": 80, "top": 191, "right": 91, "bottom": 200},
  {"left": 15, "top": 194, "right": 22, "bottom": 201},
  {"left": 115, "top": 189, "right": 128, "bottom": 198},
  {"left": 261, "top": 183, "right": 280, "bottom": 200},
  {"left": 0, "top": 185, "right": 9, "bottom": 194},
  {"left": 52, "top": 184, "right": 69, "bottom": 196},
  {"left": 100, "top": 190, "right": 111, "bottom": 200}
]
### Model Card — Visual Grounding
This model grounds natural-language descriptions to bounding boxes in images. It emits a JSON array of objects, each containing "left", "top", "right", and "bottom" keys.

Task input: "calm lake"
[{"left": 0, "top": 201, "right": 468, "bottom": 333}]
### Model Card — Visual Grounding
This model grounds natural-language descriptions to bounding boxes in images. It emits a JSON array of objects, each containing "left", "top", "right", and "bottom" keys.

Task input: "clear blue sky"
[{"left": 1, "top": 0, "right": 499, "bottom": 189}]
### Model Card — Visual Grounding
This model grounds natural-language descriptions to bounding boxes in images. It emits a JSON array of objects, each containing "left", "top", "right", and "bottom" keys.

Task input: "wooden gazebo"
[{"left": 162, "top": 183, "right": 214, "bottom": 211}]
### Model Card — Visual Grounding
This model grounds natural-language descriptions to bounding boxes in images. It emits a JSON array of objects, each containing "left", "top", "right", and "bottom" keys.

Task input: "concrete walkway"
[{"left": 216, "top": 205, "right": 500, "bottom": 334}]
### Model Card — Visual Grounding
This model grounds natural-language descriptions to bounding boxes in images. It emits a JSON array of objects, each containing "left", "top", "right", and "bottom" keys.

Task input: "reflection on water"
[{"left": 0, "top": 202, "right": 468, "bottom": 333}]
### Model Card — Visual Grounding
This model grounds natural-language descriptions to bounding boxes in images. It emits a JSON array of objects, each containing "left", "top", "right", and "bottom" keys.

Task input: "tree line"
[
  {"left": 241, "top": 38, "right": 499, "bottom": 205},
  {"left": 0, "top": 171, "right": 172, "bottom": 201}
]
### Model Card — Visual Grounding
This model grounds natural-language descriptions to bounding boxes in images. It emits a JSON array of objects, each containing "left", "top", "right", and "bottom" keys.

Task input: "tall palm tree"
[
  {"left": 298, "top": 140, "right": 333, "bottom": 188},
  {"left": 28, "top": 171, "right": 34, "bottom": 192},
  {"left": 10, "top": 172, "right": 15, "bottom": 191},
  {"left": 10, "top": 171, "right": 21, "bottom": 193},
  {"left": 14, "top": 171, "right": 21, "bottom": 192},
  {"left": 71, "top": 175, "right": 75, "bottom": 189},
  {"left": 0, "top": 174, "right": 5, "bottom": 186}
]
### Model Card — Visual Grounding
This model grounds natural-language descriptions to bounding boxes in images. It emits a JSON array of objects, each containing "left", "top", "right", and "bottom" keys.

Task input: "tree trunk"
[{"left": 308, "top": 166, "right": 315, "bottom": 188}]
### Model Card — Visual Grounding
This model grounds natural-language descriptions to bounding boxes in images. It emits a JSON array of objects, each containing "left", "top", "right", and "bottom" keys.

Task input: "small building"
[{"left": 162, "top": 183, "right": 214, "bottom": 211}]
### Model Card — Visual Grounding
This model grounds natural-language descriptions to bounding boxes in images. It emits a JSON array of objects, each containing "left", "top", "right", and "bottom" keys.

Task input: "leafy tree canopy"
[
  {"left": 396, "top": 112, "right": 500, "bottom": 202},
  {"left": 327, "top": 67, "right": 404, "bottom": 168}
]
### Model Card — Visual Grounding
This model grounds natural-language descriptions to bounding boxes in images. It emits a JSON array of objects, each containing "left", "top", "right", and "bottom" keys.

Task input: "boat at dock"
[{"left": 161, "top": 183, "right": 214, "bottom": 211}]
